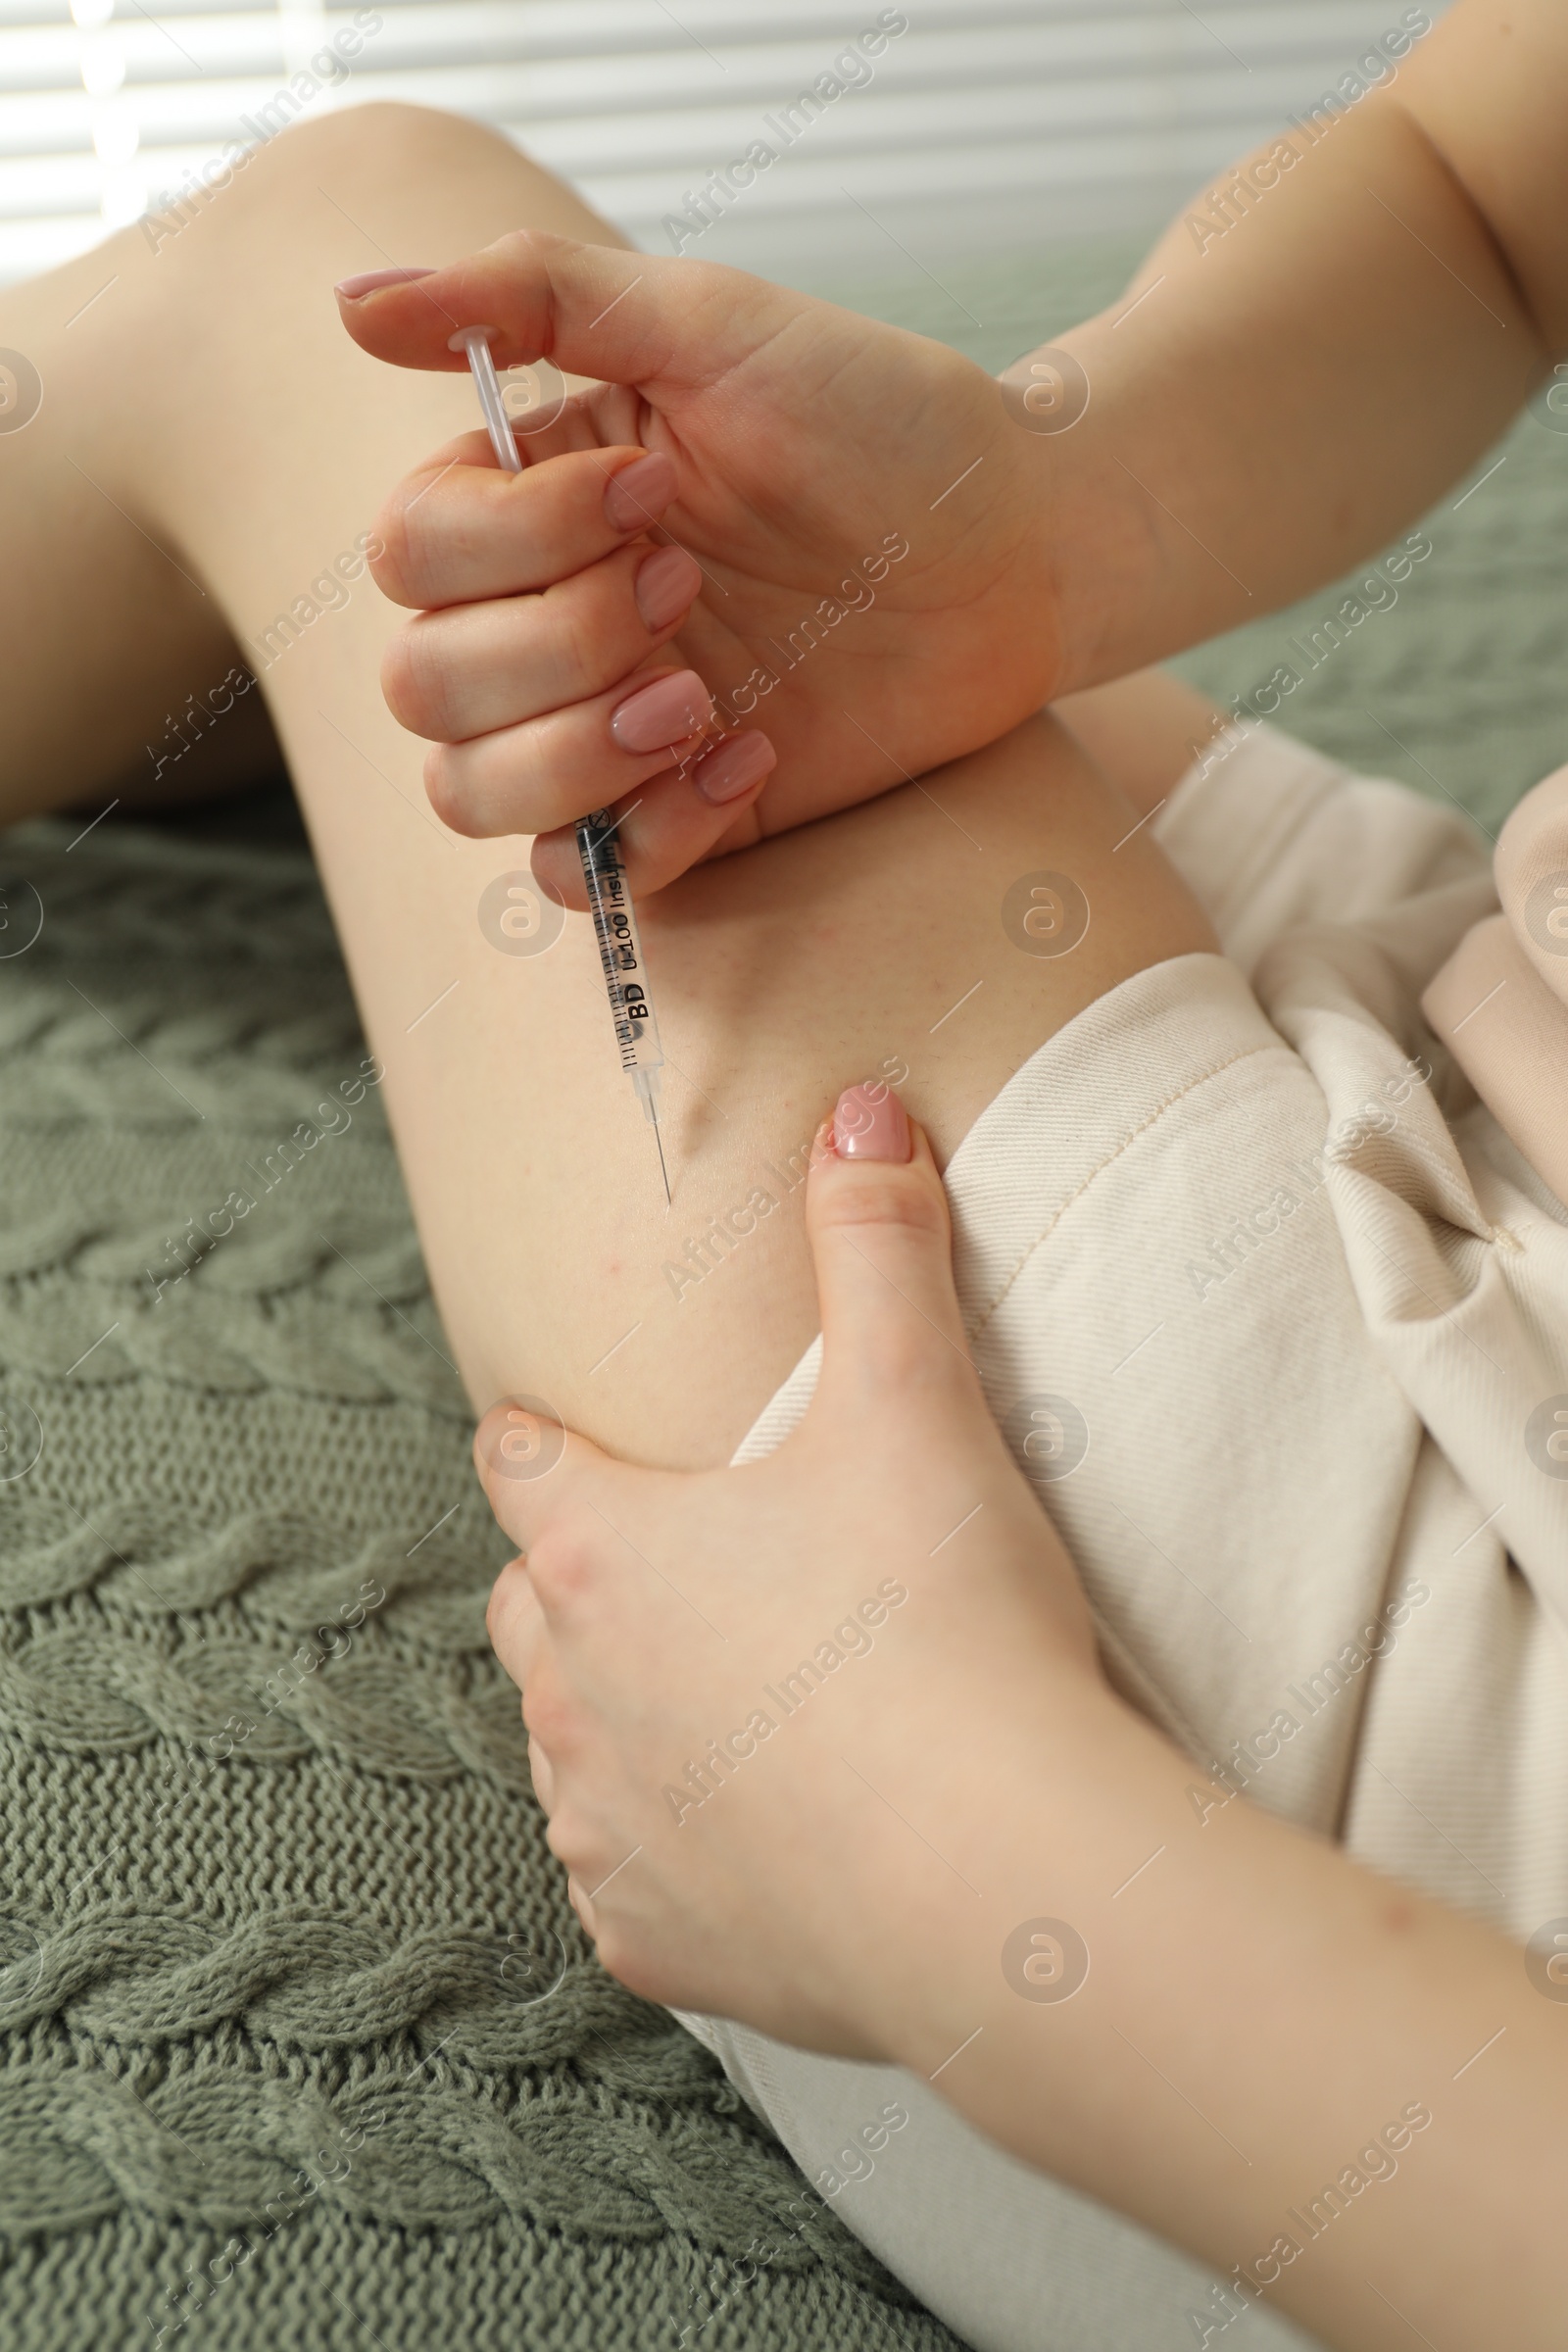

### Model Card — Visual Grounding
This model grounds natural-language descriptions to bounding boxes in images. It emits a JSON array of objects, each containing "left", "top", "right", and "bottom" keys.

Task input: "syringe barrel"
[
  {"left": 576, "top": 809, "right": 665, "bottom": 1085},
  {"left": 451, "top": 328, "right": 522, "bottom": 475}
]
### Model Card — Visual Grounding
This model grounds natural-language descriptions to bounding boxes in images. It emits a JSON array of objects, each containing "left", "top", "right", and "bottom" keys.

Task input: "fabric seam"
[{"left": 964, "top": 1039, "right": 1298, "bottom": 1347}]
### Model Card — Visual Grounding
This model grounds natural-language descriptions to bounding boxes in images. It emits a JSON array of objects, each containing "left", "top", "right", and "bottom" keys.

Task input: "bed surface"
[{"left": 0, "top": 239, "right": 1559, "bottom": 2350}]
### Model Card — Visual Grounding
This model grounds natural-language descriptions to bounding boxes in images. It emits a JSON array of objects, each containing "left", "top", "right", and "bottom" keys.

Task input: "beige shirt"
[
  {"left": 738, "top": 721, "right": 1568, "bottom": 1939},
  {"left": 685, "top": 724, "right": 1568, "bottom": 2352},
  {"left": 1164, "top": 726, "right": 1568, "bottom": 1937}
]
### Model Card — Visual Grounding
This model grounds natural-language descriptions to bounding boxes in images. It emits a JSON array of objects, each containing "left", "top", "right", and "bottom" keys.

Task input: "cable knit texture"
[
  {"left": 4, "top": 240, "right": 1562, "bottom": 2348},
  {"left": 0, "top": 807, "right": 956, "bottom": 2351}
]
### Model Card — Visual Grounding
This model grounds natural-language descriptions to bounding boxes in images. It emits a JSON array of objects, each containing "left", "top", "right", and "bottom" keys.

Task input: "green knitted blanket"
[{"left": 2, "top": 240, "right": 1563, "bottom": 2352}]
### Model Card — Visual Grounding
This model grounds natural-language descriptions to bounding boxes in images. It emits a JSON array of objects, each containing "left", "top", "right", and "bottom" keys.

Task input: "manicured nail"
[
  {"left": 692, "top": 731, "right": 776, "bottom": 805},
  {"left": 834, "top": 1083, "right": 910, "bottom": 1162},
  {"left": 635, "top": 544, "right": 703, "bottom": 631},
  {"left": 334, "top": 267, "right": 438, "bottom": 300},
  {"left": 605, "top": 451, "right": 677, "bottom": 534},
  {"left": 610, "top": 668, "right": 713, "bottom": 754}
]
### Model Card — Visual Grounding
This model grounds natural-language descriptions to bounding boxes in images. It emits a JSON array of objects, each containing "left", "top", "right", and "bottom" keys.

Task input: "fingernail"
[
  {"left": 834, "top": 1083, "right": 910, "bottom": 1162},
  {"left": 692, "top": 731, "right": 776, "bottom": 805},
  {"left": 611, "top": 668, "right": 713, "bottom": 754},
  {"left": 334, "top": 266, "right": 438, "bottom": 300},
  {"left": 635, "top": 544, "right": 703, "bottom": 631},
  {"left": 605, "top": 452, "right": 677, "bottom": 534}
]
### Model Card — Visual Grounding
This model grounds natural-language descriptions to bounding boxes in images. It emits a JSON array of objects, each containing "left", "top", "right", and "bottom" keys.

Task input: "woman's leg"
[
  {"left": 0, "top": 102, "right": 1222, "bottom": 1468},
  {"left": 0, "top": 108, "right": 612, "bottom": 822}
]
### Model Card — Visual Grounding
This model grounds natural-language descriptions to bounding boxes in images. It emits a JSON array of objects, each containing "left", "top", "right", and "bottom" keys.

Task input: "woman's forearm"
[
  {"left": 1039, "top": 0, "right": 1562, "bottom": 692},
  {"left": 482, "top": 1090, "right": 1563, "bottom": 2350},
  {"left": 895, "top": 1687, "right": 1563, "bottom": 2352}
]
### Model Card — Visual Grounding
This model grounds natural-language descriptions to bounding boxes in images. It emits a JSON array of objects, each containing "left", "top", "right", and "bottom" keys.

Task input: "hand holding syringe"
[{"left": 454, "top": 325, "right": 673, "bottom": 1202}]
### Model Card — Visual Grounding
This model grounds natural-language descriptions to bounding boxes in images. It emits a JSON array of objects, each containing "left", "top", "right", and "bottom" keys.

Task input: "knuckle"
[
  {"left": 815, "top": 1170, "right": 948, "bottom": 1240},
  {"left": 592, "top": 1923, "right": 671, "bottom": 2007},
  {"left": 379, "top": 625, "right": 429, "bottom": 733},
  {"left": 421, "top": 744, "right": 478, "bottom": 836},
  {"left": 521, "top": 1677, "right": 574, "bottom": 1758},
  {"left": 366, "top": 490, "right": 421, "bottom": 607},
  {"left": 526, "top": 1523, "right": 595, "bottom": 1613},
  {"left": 385, "top": 612, "right": 458, "bottom": 737},
  {"left": 544, "top": 587, "right": 600, "bottom": 706},
  {"left": 588, "top": 1915, "right": 632, "bottom": 1981},
  {"left": 541, "top": 1801, "right": 592, "bottom": 1874},
  {"left": 484, "top": 1567, "right": 524, "bottom": 1648}
]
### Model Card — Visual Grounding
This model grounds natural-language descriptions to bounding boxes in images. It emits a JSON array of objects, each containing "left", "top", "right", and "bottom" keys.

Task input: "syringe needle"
[{"left": 456, "top": 331, "right": 674, "bottom": 1205}]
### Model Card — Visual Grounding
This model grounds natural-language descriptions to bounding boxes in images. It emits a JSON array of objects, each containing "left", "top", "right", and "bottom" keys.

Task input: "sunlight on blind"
[{"left": 1, "top": 0, "right": 1446, "bottom": 289}]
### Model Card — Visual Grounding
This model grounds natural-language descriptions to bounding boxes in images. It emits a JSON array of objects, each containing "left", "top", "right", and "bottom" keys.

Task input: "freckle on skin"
[{"left": 1384, "top": 1898, "right": 1415, "bottom": 1936}]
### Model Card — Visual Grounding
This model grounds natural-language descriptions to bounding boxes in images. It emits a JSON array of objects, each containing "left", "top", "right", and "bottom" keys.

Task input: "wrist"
[
  {"left": 998, "top": 326, "right": 1163, "bottom": 700},
  {"left": 854, "top": 1670, "right": 1158, "bottom": 2081}
]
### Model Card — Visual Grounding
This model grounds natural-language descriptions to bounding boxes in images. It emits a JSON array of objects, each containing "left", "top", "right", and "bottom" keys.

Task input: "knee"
[
  {"left": 135, "top": 97, "right": 530, "bottom": 292},
  {"left": 137, "top": 94, "right": 612, "bottom": 299},
  {"left": 138, "top": 103, "right": 482, "bottom": 247},
  {"left": 245, "top": 97, "right": 617, "bottom": 258},
  {"left": 243, "top": 98, "right": 519, "bottom": 204}
]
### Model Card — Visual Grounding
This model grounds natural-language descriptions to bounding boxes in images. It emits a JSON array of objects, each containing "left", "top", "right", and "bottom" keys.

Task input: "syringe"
[{"left": 453, "top": 325, "right": 671, "bottom": 1204}]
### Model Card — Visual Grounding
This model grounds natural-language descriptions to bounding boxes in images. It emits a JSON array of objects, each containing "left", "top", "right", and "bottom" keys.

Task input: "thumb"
[
  {"left": 807, "top": 1085, "right": 978, "bottom": 1413},
  {"left": 472, "top": 1396, "right": 625, "bottom": 1555},
  {"left": 334, "top": 229, "right": 802, "bottom": 398}
]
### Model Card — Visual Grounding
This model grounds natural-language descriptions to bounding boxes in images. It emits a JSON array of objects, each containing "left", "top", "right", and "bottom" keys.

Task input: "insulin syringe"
[{"left": 453, "top": 325, "right": 671, "bottom": 1205}]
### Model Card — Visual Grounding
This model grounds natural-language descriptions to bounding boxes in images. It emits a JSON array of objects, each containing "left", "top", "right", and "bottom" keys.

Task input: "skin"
[
  {"left": 481, "top": 1107, "right": 1568, "bottom": 2352},
  {"left": 1, "top": 0, "right": 1564, "bottom": 2338},
  {"left": 0, "top": 100, "right": 1216, "bottom": 1473},
  {"left": 326, "top": 0, "right": 1568, "bottom": 2342},
  {"left": 337, "top": 240, "right": 1098, "bottom": 906},
  {"left": 336, "top": 0, "right": 1565, "bottom": 905}
]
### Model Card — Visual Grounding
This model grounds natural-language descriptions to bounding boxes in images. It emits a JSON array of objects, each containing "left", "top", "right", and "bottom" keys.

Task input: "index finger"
[
  {"left": 372, "top": 438, "right": 678, "bottom": 608},
  {"left": 334, "top": 230, "right": 799, "bottom": 397}
]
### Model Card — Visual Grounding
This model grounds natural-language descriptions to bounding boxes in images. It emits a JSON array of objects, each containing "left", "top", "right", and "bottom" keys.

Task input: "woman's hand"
[
  {"left": 475, "top": 1083, "right": 1568, "bottom": 2352},
  {"left": 337, "top": 235, "right": 1100, "bottom": 904},
  {"left": 476, "top": 1083, "right": 1103, "bottom": 2056}
]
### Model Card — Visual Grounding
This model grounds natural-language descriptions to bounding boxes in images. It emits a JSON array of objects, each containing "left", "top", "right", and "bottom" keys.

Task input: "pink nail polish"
[
  {"left": 635, "top": 545, "right": 703, "bottom": 632},
  {"left": 834, "top": 1083, "right": 910, "bottom": 1162},
  {"left": 605, "top": 451, "right": 677, "bottom": 534},
  {"left": 334, "top": 267, "right": 438, "bottom": 300},
  {"left": 610, "top": 669, "right": 713, "bottom": 755},
  {"left": 692, "top": 731, "right": 776, "bottom": 806}
]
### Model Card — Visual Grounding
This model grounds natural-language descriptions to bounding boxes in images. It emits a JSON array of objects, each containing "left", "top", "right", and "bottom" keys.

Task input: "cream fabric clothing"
[{"left": 680, "top": 725, "right": 1568, "bottom": 2352}]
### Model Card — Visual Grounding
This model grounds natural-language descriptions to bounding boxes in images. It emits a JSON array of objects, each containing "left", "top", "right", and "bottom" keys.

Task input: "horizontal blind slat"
[{"left": 0, "top": 0, "right": 1448, "bottom": 280}]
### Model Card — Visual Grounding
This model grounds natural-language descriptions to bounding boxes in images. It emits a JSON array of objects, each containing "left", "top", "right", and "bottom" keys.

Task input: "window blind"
[{"left": 0, "top": 0, "right": 1448, "bottom": 291}]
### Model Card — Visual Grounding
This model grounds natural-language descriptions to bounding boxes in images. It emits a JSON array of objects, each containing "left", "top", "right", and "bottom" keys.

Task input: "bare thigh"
[{"left": 0, "top": 104, "right": 1219, "bottom": 1468}]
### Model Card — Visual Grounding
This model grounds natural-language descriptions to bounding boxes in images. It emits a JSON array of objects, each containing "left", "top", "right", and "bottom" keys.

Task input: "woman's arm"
[
  {"left": 903, "top": 1677, "right": 1560, "bottom": 2352},
  {"left": 339, "top": 0, "right": 1568, "bottom": 896},
  {"left": 1048, "top": 0, "right": 1565, "bottom": 679},
  {"left": 481, "top": 1091, "right": 1566, "bottom": 2352}
]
